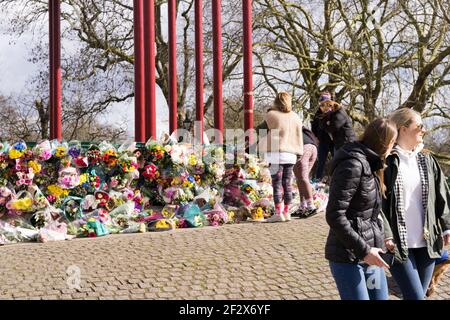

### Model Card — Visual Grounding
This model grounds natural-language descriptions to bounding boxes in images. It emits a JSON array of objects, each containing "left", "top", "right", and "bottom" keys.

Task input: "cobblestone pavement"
[{"left": 0, "top": 211, "right": 448, "bottom": 300}]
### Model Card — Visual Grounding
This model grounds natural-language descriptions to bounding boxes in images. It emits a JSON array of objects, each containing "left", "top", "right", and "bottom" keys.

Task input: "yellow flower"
[
  {"left": 105, "top": 149, "right": 116, "bottom": 157},
  {"left": 28, "top": 161, "right": 42, "bottom": 174},
  {"left": 9, "top": 149, "right": 23, "bottom": 159},
  {"left": 171, "top": 177, "right": 181, "bottom": 186},
  {"left": 12, "top": 198, "right": 33, "bottom": 211},
  {"left": 155, "top": 220, "right": 170, "bottom": 229},
  {"left": 47, "top": 184, "right": 69, "bottom": 199},
  {"left": 253, "top": 207, "right": 264, "bottom": 220},
  {"left": 188, "top": 155, "right": 197, "bottom": 166},
  {"left": 55, "top": 146, "right": 67, "bottom": 158},
  {"left": 194, "top": 215, "right": 203, "bottom": 226},
  {"left": 79, "top": 174, "right": 88, "bottom": 184}
]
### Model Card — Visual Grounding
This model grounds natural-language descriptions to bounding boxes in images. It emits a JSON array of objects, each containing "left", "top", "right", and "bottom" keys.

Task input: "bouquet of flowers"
[
  {"left": 33, "top": 140, "right": 53, "bottom": 161},
  {"left": 145, "top": 140, "right": 169, "bottom": 165},
  {"left": 52, "top": 141, "right": 69, "bottom": 158},
  {"left": 67, "top": 141, "right": 82, "bottom": 159},
  {"left": 243, "top": 154, "right": 261, "bottom": 180},
  {"left": 204, "top": 203, "right": 228, "bottom": 226},
  {"left": 57, "top": 166, "right": 81, "bottom": 189},
  {"left": 240, "top": 183, "right": 260, "bottom": 205},
  {"left": 8, "top": 141, "right": 27, "bottom": 160}
]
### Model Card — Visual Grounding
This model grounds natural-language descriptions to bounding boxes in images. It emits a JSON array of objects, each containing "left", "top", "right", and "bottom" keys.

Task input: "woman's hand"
[
  {"left": 444, "top": 234, "right": 450, "bottom": 246},
  {"left": 363, "top": 248, "right": 390, "bottom": 269},
  {"left": 384, "top": 239, "right": 396, "bottom": 252}
]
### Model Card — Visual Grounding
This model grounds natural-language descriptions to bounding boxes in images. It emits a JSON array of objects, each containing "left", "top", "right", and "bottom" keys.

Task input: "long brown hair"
[
  {"left": 319, "top": 100, "right": 341, "bottom": 112},
  {"left": 361, "top": 118, "right": 398, "bottom": 197}
]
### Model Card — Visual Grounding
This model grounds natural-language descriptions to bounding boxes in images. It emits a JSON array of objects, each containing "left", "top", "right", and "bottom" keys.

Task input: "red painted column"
[
  {"left": 144, "top": 0, "right": 157, "bottom": 141},
  {"left": 49, "top": 0, "right": 54, "bottom": 139},
  {"left": 134, "top": 0, "right": 146, "bottom": 142},
  {"left": 195, "top": 0, "right": 204, "bottom": 144},
  {"left": 168, "top": 0, "right": 178, "bottom": 135},
  {"left": 243, "top": 0, "right": 254, "bottom": 145},
  {"left": 49, "top": 0, "right": 62, "bottom": 141},
  {"left": 212, "top": 0, "right": 223, "bottom": 143}
]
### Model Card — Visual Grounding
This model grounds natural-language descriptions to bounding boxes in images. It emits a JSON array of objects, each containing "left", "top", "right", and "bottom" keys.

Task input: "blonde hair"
[
  {"left": 388, "top": 108, "right": 421, "bottom": 130},
  {"left": 272, "top": 91, "right": 292, "bottom": 113}
]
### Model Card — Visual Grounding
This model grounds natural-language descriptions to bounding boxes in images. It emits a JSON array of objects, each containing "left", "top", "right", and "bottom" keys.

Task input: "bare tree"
[{"left": 0, "top": 0, "right": 245, "bottom": 138}]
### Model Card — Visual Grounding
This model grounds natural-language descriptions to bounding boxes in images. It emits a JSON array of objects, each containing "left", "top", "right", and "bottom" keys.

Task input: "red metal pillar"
[
  {"left": 49, "top": 0, "right": 62, "bottom": 141},
  {"left": 168, "top": 0, "right": 178, "bottom": 135},
  {"left": 195, "top": 0, "right": 204, "bottom": 144},
  {"left": 144, "top": 0, "right": 157, "bottom": 141},
  {"left": 134, "top": 0, "right": 146, "bottom": 142},
  {"left": 212, "top": 0, "right": 223, "bottom": 143},
  {"left": 49, "top": 0, "right": 54, "bottom": 139},
  {"left": 243, "top": 0, "right": 254, "bottom": 145}
]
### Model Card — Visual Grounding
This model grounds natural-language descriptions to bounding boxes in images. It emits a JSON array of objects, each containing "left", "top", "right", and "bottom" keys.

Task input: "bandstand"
[{"left": 47, "top": 0, "right": 255, "bottom": 144}]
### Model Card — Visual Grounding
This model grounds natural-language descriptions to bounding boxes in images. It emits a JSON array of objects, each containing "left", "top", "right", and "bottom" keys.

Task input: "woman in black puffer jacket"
[
  {"left": 325, "top": 118, "right": 397, "bottom": 300},
  {"left": 319, "top": 100, "right": 356, "bottom": 150}
]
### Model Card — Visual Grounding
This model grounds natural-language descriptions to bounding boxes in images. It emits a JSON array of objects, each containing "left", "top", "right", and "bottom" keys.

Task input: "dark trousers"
[{"left": 315, "top": 141, "right": 334, "bottom": 180}]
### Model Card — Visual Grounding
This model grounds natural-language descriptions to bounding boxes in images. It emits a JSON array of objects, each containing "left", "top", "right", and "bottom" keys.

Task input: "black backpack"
[{"left": 302, "top": 127, "right": 320, "bottom": 147}]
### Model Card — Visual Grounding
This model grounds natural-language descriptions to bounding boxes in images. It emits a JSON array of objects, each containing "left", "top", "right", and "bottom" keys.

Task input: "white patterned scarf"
[{"left": 393, "top": 145, "right": 429, "bottom": 249}]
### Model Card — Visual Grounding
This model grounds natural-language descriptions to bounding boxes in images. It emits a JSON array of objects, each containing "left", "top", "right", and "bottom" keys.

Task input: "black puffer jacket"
[
  {"left": 325, "top": 141, "right": 385, "bottom": 263},
  {"left": 311, "top": 109, "right": 334, "bottom": 147},
  {"left": 321, "top": 108, "right": 356, "bottom": 150}
]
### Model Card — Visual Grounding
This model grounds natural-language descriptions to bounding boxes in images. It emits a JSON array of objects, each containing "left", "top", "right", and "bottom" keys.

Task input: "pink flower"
[
  {"left": 123, "top": 189, "right": 134, "bottom": 200},
  {"left": 110, "top": 178, "right": 119, "bottom": 188},
  {"left": 39, "top": 150, "right": 52, "bottom": 161}
]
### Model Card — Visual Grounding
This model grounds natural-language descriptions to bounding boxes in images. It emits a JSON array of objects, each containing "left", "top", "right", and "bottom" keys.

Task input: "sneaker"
[
  {"left": 265, "top": 214, "right": 286, "bottom": 223},
  {"left": 299, "top": 208, "right": 318, "bottom": 219},
  {"left": 283, "top": 212, "right": 291, "bottom": 221},
  {"left": 291, "top": 208, "right": 306, "bottom": 217}
]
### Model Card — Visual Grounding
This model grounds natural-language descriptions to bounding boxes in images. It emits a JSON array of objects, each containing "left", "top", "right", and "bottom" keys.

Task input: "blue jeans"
[
  {"left": 390, "top": 248, "right": 435, "bottom": 300},
  {"left": 315, "top": 141, "right": 334, "bottom": 180},
  {"left": 329, "top": 261, "right": 389, "bottom": 300}
]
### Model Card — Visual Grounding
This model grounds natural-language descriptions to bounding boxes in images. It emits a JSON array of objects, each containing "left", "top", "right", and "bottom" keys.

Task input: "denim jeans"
[
  {"left": 390, "top": 248, "right": 435, "bottom": 300},
  {"left": 314, "top": 141, "right": 334, "bottom": 180},
  {"left": 329, "top": 261, "right": 389, "bottom": 300}
]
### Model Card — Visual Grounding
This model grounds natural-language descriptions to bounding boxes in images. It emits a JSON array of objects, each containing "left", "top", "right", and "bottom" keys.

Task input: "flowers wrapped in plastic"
[
  {"left": 33, "top": 140, "right": 53, "bottom": 161},
  {"left": 204, "top": 203, "right": 228, "bottom": 226},
  {"left": 52, "top": 140, "right": 69, "bottom": 158},
  {"left": 62, "top": 196, "right": 83, "bottom": 222},
  {"left": 57, "top": 166, "right": 81, "bottom": 189},
  {"left": 147, "top": 218, "right": 176, "bottom": 232},
  {"left": 178, "top": 203, "right": 205, "bottom": 228},
  {"left": 8, "top": 141, "right": 27, "bottom": 160}
]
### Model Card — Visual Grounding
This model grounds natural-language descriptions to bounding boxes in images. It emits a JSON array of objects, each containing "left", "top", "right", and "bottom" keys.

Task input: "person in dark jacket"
[
  {"left": 382, "top": 108, "right": 450, "bottom": 300},
  {"left": 319, "top": 100, "right": 356, "bottom": 151},
  {"left": 325, "top": 118, "right": 398, "bottom": 300},
  {"left": 312, "top": 93, "right": 335, "bottom": 180}
]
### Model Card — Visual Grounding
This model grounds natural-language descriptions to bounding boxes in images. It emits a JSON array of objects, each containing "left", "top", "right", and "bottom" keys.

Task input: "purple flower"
[{"left": 68, "top": 147, "right": 81, "bottom": 158}]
